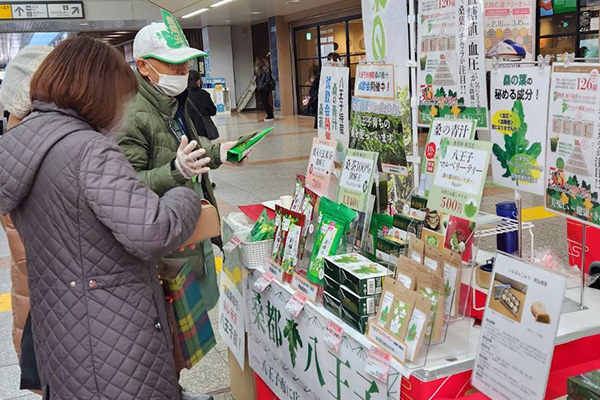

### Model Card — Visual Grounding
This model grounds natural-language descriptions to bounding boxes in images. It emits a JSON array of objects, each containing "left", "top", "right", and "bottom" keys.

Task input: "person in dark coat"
[
  {"left": 311, "top": 52, "right": 341, "bottom": 129},
  {"left": 0, "top": 36, "right": 203, "bottom": 400},
  {"left": 187, "top": 70, "right": 217, "bottom": 139},
  {"left": 255, "top": 57, "right": 276, "bottom": 121}
]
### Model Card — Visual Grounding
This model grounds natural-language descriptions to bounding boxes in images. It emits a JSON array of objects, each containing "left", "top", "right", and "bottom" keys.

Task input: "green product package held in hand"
[
  {"left": 248, "top": 209, "right": 275, "bottom": 242},
  {"left": 306, "top": 197, "right": 358, "bottom": 286},
  {"left": 226, "top": 127, "right": 274, "bottom": 163}
]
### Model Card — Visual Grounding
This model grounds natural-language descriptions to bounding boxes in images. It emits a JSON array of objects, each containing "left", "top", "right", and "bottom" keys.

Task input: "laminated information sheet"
[{"left": 545, "top": 63, "right": 600, "bottom": 227}]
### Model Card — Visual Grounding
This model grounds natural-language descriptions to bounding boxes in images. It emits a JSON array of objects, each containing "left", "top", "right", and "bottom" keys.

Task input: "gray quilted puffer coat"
[{"left": 0, "top": 102, "right": 201, "bottom": 399}]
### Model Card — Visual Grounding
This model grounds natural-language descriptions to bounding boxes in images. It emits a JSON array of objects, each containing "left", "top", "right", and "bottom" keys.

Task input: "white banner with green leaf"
[
  {"left": 246, "top": 270, "right": 403, "bottom": 400},
  {"left": 490, "top": 66, "right": 550, "bottom": 195},
  {"left": 361, "top": 0, "right": 409, "bottom": 67}
]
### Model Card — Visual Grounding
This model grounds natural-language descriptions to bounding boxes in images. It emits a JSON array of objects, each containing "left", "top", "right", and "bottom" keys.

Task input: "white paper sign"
[
  {"left": 306, "top": 137, "right": 336, "bottom": 197},
  {"left": 491, "top": 66, "right": 551, "bottom": 195},
  {"left": 223, "top": 235, "right": 242, "bottom": 254},
  {"left": 253, "top": 272, "right": 275, "bottom": 292},
  {"left": 355, "top": 64, "right": 396, "bottom": 99},
  {"left": 483, "top": 0, "right": 535, "bottom": 63},
  {"left": 285, "top": 291, "right": 308, "bottom": 317},
  {"left": 317, "top": 66, "right": 350, "bottom": 159},
  {"left": 472, "top": 253, "right": 567, "bottom": 400},
  {"left": 218, "top": 272, "right": 246, "bottom": 370},
  {"left": 323, "top": 320, "right": 344, "bottom": 352},
  {"left": 365, "top": 347, "right": 391, "bottom": 383},
  {"left": 291, "top": 273, "right": 319, "bottom": 303}
]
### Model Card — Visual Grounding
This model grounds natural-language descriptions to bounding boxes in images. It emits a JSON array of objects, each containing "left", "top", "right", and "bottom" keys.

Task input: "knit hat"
[{"left": 0, "top": 45, "right": 53, "bottom": 119}]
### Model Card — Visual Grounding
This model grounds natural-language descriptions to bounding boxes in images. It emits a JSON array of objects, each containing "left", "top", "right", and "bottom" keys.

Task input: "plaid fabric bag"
[{"left": 162, "top": 263, "right": 216, "bottom": 369}]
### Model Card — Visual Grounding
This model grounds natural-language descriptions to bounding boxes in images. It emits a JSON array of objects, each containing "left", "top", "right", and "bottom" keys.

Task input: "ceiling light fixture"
[
  {"left": 79, "top": 22, "right": 89, "bottom": 26},
  {"left": 211, "top": 0, "right": 235, "bottom": 8},
  {"left": 250, "top": 11, "right": 262, "bottom": 15},
  {"left": 182, "top": 7, "right": 209, "bottom": 19}
]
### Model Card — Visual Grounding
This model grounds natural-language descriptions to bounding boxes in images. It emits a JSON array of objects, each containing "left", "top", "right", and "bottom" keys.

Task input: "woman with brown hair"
[{"left": 0, "top": 36, "right": 201, "bottom": 399}]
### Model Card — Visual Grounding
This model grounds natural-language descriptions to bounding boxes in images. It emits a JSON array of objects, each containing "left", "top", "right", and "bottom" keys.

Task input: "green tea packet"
[
  {"left": 226, "top": 127, "right": 273, "bottom": 163},
  {"left": 405, "top": 295, "right": 432, "bottom": 363},
  {"left": 417, "top": 269, "right": 445, "bottom": 343},
  {"left": 306, "top": 197, "right": 357, "bottom": 286},
  {"left": 248, "top": 209, "right": 275, "bottom": 242},
  {"left": 366, "top": 213, "right": 394, "bottom": 260},
  {"left": 273, "top": 206, "right": 305, "bottom": 279}
]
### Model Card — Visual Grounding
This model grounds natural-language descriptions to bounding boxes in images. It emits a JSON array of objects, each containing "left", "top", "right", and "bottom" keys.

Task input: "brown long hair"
[{"left": 30, "top": 36, "right": 138, "bottom": 129}]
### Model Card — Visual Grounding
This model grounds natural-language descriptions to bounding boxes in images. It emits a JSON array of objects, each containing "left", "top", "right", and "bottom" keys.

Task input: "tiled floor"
[{"left": 0, "top": 110, "right": 574, "bottom": 399}]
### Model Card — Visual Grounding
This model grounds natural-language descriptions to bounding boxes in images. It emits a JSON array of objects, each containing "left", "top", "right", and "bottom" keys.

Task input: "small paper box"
[
  {"left": 340, "top": 257, "right": 390, "bottom": 297},
  {"left": 324, "top": 291, "right": 342, "bottom": 318},
  {"left": 324, "top": 253, "right": 365, "bottom": 283},
  {"left": 324, "top": 274, "right": 342, "bottom": 300},
  {"left": 340, "top": 285, "right": 380, "bottom": 319},
  {"left": 341, "top": 306, "right": 370, "bottom": 334}
]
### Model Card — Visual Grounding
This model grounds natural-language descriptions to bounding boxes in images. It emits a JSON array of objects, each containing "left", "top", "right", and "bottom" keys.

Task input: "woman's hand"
[{"left": 220, "top": 141, "right": 249, "bottom": 167}]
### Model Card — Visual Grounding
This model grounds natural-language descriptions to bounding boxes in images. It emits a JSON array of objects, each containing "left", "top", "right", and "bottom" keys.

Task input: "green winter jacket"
[{"left": 118, "top": 71, "right": 222, "bottom": 310}]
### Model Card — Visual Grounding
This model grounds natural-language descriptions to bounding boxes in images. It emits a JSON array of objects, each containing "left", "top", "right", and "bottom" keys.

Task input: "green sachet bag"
[
  {"left": 366, "top": 213, "right": 394, "bottom": 259},
  {"left": 306, "top": 197, "right": 358, "bottom": 286},
  {"left": 247, "top": 209, "right": 274, "bottom": 243}
]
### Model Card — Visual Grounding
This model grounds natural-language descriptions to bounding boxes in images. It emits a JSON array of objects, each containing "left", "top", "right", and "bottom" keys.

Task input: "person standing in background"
[
  {"left": 255, "top": 57, "right": 276, "bottom": 121},
  {"left": 187, "top": 70, "right": 218, "bottom": 140},
  {"left": 0, "top": 45, "right": 53, "bottom": 394}
]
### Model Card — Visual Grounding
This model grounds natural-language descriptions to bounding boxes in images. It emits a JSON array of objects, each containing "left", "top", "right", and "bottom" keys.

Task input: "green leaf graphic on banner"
[{"left": 283, "top": 319, "right": 303, "bottom": 367}]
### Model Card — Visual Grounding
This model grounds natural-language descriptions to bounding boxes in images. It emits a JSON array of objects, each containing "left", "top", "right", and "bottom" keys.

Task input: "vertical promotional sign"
[
  {"left": 473, "top": 253, "right": 566, "bottom": 400},
  {"left": 338, "top": 149, "right": 378, "bottom": 212},
  {"left": 491, "top": 66, "right": 551, "bottom": 195},
  {"left": 420, "top": 118, "right": 476, "bottom": 197},
  {"left": 483, "top": 0, "right": 535, "bottom": 61},
  {"left": 427, "top": 138, "right": 492, "bottom": 221},
  {"left": 318, "top": 66, "right": 350, "bottom": 159},
  {"left": 417, "top": 0, "right": 488, "bottom": 129},
  {"left": 545, "top": 63, "right": 600, "bottom": 226},
  {"left": 218, "top": 271, "right": 246, "bottom": 370},
  {"left": 361, "top": 0, "right": 409, "bottom": 67},
  {"left": 306, "top": 138, "right": 336, "bottom": 197}
]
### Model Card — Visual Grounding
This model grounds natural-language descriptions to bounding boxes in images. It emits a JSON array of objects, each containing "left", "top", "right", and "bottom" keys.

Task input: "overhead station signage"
[{"left": 0, "top": 2, "right": 84, "bottom": 19}]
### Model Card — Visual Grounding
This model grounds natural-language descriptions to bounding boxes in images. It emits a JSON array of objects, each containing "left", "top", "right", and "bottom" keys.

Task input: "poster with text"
[
  {"left": 338, "top": 149, "right": 379, "bottom": 212},
  {"left": 318, "top": 66, "right": 350, "bottom": 161},
  {"left": 427, "top": 138, "right": 492, "bottom": 221},
  {"left": 355, "top": 64, "right": 396, "bottom": 100},
  {"left": 246, "top": 270, "right": 402, "bottom": 400},
  {"left": 473, "top": 253, "right": 566, "bottom": 400},
  {"left": 306, "top": 138, "right": 336, "bottom": 197},
  {"left": 417, "top": 0, "right": 488, "bottom": 129},
  {"left": 218, "top": 271, "right": 246, "bottom": 370},
  {"left": 420, "top": 118, "right": 476, "bottom": 197},
  {"left": 484, "top": 0, "right": 535, "bottom": 62},
  {"left": 491, "top": 66, "right": 550, "bottom": 195},
  {"left": 545, "top": 63, "right": 600, "bottom": 226}
]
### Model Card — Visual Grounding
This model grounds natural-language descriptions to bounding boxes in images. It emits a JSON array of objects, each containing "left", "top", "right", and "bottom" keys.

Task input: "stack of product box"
[
  {"left": 568, "top": 370, "right": 600, "bottom": 400},
  {"left": 323, "top": 253, "right": 392, "bottom": 333}
]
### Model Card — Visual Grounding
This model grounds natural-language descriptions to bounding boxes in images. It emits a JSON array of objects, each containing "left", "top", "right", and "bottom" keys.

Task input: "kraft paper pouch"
[
  {"left": 442, "top": 248, "right": 463, "bottom": 317},
  {"left": 417, "top": 269, "right": 445, "bottom": 343},
  {"left": 395, "top": 255, "right": 419, "bottom": 290},
  {"left": 423, "top": 244, "right": 444, "bottom": 277},
  {"left": 407, "top": 237, "right": 425, "bottom": 265},
  {"left": 384, "top": 284, "right": 417, "bottom": 340},
  {"left": 404, "top": 295, "right": 432, "bottom": 363}
]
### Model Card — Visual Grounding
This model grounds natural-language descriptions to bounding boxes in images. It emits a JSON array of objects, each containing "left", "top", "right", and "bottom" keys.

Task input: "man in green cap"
[{"left": 118, "top": 11, "right": 244, "bottom": 400}]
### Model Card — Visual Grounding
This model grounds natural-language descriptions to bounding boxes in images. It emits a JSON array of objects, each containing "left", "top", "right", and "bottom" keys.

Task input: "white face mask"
[{"left": 145, "top": 61, "right": 189, "bottom": 97}]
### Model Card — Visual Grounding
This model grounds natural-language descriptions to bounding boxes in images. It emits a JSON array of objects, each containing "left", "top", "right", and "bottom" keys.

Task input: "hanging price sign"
[
  {"left": 285, "top": 291, "right": 308, "bottom": 318},
  {"left": 223, "top": 235, "right": 242, "bottom": 253},
  {"left": 253, "top": 272, "right": 275, "bottom": 293},
  {"left": 323, "top": 320, "right": 344, "bottom": 352},
  {"left": 365, "top": 347, "right": 391, "bottom": 383}
]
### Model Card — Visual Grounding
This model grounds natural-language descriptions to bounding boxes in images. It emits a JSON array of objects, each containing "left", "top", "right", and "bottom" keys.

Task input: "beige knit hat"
[{"left": 0, "top": 45, "right": 53, "bottom": 119}]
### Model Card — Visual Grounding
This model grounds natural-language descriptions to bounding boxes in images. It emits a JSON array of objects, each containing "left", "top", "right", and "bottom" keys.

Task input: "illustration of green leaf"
[
  {"left": 562, "top": 102, "right": 568, "bottom": 113},
  {"left": 440, "top": 138, "right": 449, "bottom": 159}
]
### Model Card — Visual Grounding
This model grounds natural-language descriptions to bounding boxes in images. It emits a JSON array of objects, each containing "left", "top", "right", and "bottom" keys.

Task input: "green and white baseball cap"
[{"left": 134, "top": 10, "right": 207, "bottom": 64}]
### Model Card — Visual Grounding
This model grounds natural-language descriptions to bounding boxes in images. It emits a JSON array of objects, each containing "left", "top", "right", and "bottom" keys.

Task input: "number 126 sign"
[{"left": 427, "top": 138, "right": 492, "bottom": 222}]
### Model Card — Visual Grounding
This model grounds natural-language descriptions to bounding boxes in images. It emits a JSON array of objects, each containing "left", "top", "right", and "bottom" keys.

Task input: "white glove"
[{"left": 175, "top": 135, "right": 211, "bottom": 179}]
